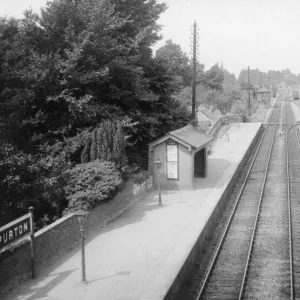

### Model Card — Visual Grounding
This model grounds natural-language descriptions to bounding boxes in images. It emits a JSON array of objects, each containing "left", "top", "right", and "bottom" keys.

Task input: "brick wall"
[{"left": 0, "top": 176, "right": 152, "bottom": 296}]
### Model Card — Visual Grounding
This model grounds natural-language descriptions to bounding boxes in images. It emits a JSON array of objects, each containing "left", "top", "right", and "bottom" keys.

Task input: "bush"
[
  {"left": 0, "top": 144, "right": 68, "bottom": 229},
  {"left": 64, "top": 160, "right": 123, "bottom": 212},
  {"left": 131, "top": 170, "right": 151, "bottom": 185}
]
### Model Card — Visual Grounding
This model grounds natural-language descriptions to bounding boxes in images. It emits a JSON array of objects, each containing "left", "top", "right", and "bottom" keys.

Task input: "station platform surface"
[
  {"left": 3, "top": 122, "right": 262, "bottom": 300},
  {"left": 291, "top": 101, "right": 300, "bottom": 122}
]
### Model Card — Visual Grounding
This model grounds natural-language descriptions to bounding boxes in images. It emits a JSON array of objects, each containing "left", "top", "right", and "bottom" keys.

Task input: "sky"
[{"left": 1, "top": 0, "right": 300, "bottom": 77}]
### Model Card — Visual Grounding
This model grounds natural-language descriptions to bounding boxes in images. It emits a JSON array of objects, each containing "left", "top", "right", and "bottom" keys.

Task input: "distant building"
[
  {"left": 256, "top": 87, "right": 271, "bottom": 104},
  {"left": 197, "top": 108, "right": 221, "bottom": 131},
  {"left": 197, "top": 108, "right": 220, "bottom": 123}
]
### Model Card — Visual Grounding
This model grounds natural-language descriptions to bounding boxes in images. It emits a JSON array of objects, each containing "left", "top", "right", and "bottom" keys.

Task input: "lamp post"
[
  {"left": 75, "top": 210, "right": 89, "bottom": 282},
  {"left": 154, "top": 158, "right": 162, "bottom": 206}
]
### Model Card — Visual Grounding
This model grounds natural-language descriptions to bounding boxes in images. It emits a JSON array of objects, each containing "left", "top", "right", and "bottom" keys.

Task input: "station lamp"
[{"left": 75, "top": 210, "right": 89, "bottom": 282}]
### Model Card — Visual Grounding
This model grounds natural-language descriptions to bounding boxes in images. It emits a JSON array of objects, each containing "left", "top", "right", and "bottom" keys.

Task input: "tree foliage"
[
  {"left": 202, "top": 64, "right": 224, "bottom": 92},
  {"left": 80, "top": 120, "right": 127, "bottom": 169},
  {"left": 207, "top": 93, "right": 235, "bottom": 115},
  {"left": 155, "top": 39, "right": 191, "bottom": 89},
  {"left": 237, "top": 68, "right": 300, "bottom": 86},
  {"left": 0, "top": 0, "right": 192, "bottom": 228}
]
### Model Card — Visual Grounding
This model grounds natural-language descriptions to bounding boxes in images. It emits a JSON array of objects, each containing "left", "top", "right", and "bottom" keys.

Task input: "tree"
[
  {"left": 155, "top": 39, "right": 191, "bottom": 88},
  {"left": 222, "top": 68, "right": 236, "bottom": 93},
  {"left": 203, "top": 63, "right": 224, "bottom": 92},
  {"left": 205, "top": 92, "right": 234, "bottom": 115},
  {"left": 80, "top": 120, "right": 127, "bottom": 169},
  {"left": 0, "top": 0, "right": 194, "bottom": 227}
]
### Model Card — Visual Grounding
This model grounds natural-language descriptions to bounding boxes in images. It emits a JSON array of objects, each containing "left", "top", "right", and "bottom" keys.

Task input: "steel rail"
[
  {"left": 237, "top": 108, "right": 279, "bottom": 300},
  {"left": 286, "top": 103, "right": 300, "bottom": 300},
  {"left": 286, "top": 102, "right": 294, "bottom": 300},
  {"left": 195, "top": 106, "right": 279, "bottom": 300}
]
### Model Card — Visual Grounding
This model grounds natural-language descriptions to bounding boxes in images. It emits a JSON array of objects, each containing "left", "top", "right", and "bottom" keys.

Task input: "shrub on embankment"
[{"left": 64, "top": 160, "right": 123, "bottom": 212}]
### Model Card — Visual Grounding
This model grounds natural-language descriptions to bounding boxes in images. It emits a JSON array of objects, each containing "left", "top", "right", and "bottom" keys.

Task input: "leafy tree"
[
  {"left": 155, "top": 39, "right": 191, "bottom": 88},
  {"left": 237, "top": 68, "right": 300, "bottom": 87},
  {"left": 205, "top": 92, "right": 234, "bottom": 115},
  {"left": 202, "top": 63, "right": 224, "bottom": 92},
  {"left": 222, "top": 68, "right": 236, "bottom": 94},
  {"left": 80, "top": 120, "right": 127, "bottom": 169},
  {"left": 0, "top": 0, "right": 194, "bottom": 227}
]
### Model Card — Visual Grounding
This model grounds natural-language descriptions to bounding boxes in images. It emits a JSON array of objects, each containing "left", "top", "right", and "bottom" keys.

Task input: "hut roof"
[{"left": 149, "top": 124, "right": 214, "bottom": 152}]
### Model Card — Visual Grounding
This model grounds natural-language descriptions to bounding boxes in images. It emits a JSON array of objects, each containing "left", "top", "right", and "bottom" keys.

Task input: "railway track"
[
  {"left": 286, "top": 102, "right": 300, "bottom": 299},
  {"left": 178, "top": 96, "right": 300, "bottom": 300},
  {"left": 190, "top": 104, "right": 280, "bottom": 300},
  {"left": 242, "top": 101, "right": 290, "bottom": 299}
]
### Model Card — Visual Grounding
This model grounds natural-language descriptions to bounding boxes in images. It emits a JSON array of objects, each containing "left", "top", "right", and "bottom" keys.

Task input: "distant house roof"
[
  {"left": 197, "top": 108, "right": 220, "bottom": 122},
  {"left": 149, "top": 124, "right": 214, "bottom": 152},
  {"left": 257, "top": 87, "right": 270, "bottom": 93},
  {"left": 213, "top": 109, "right": 222, "bottom": 116}
]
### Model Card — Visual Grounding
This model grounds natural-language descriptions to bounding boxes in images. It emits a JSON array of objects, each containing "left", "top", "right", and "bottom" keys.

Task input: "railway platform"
[
  {"left": 291, "top": 101, "right": 300, "bottom": 122},
  {"left": 3, "top": 123, "right": 261, "bottom": 300}
]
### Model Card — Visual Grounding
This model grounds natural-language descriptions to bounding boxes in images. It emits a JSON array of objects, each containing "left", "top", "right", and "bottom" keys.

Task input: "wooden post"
[
  {"left": 192, "top": 21, "right": 198, "bottom": 122},
  {"left": 192, "top": 153, "right": 195, "bottom": 190},
  {"left": 204, "top": 148, "right": 207, "bottom": 178},
  {"left": 158, "top": 169, "right": 162, "bottom": 206},
  {"left": 28, "top": 206, "right": 35, "bottom": 279}
]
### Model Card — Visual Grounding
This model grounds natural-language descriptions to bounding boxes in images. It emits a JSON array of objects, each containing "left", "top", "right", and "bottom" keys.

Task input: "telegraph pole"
[
  {"left": 248, "top": 66, "right": 251, "bottom": 116},
  {"left": 192, "top": 21, "right": 197, "bottom": 121}
]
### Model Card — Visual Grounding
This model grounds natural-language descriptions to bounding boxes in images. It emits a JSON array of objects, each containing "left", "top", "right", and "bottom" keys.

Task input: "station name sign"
[
  {"left": 0, "top": 213, "right": 31, "bottom": 250},
  {"left": 166, "top": 139, "right": 179, "bottom": 179}
]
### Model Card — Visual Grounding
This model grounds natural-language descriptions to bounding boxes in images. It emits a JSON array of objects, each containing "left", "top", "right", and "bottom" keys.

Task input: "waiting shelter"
[{"left": 148, "top": 124, "right": 214, "bottom": 190}]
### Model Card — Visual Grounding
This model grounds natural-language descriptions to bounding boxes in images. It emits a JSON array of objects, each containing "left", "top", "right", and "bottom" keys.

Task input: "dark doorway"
[{"left": 194, "top": 148, "right": 206, "bottom": 178}]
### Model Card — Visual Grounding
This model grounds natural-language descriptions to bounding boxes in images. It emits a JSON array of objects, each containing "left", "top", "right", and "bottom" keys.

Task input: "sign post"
[{"left": 29, "top": 207, "right": 35, "bottom": 279}]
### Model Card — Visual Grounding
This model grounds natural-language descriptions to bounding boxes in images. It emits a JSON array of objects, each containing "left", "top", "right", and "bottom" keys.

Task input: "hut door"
[{"left": 194, "top": 148, "right": 206, "bottom": 178}]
